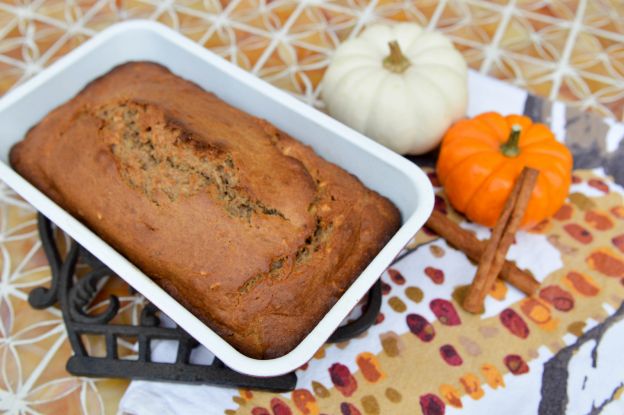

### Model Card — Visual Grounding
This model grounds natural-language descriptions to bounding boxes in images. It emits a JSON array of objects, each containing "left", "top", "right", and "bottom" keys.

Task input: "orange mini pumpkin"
[{"left": 437, "top": 112, "right": 573, "bottom": 228}]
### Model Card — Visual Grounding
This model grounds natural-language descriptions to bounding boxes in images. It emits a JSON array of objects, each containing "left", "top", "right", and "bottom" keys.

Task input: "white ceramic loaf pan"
[{"left": 0, "top": 21, "right": 433, "bottom": 377}]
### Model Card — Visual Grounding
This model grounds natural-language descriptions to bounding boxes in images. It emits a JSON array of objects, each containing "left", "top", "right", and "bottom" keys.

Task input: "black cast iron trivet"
[{"left": 28, "top": 213, "right": 382, "bottom": 392}]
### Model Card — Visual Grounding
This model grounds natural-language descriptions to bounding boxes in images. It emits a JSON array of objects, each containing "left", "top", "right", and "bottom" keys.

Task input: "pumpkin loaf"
[{"left": 10, "top": 62, "right": 401, "bottom": 359}]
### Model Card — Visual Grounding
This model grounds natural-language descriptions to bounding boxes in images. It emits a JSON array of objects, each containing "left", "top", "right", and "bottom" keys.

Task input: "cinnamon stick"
[
  {"left": 462, "top": 167, "right": 540, "bottom": 314},
  {"left": 426, "top": 210, "right": 539, "bottom": 295}
]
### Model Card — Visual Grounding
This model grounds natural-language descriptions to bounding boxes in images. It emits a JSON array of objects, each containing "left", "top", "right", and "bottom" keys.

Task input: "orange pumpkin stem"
[
  {"left": 501, "top": 124, "right": 522, "bottom": 157},
  {"left": 383, "top": 41, "right": 411, "bottom": 73}
]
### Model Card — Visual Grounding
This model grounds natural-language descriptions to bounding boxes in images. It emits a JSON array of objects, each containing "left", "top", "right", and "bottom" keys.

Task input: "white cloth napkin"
[
  {"left": 118, "top": 316, "right": 240, "bottom": 415},
  {"left": 119, "top": 71, "right": 624, "bottom": 414},
  {"left": 118, "top": 227, "right": 558, "bottom": 415},
  {"left": 118, "top": 216, "right": 624, "bottom": 414}
]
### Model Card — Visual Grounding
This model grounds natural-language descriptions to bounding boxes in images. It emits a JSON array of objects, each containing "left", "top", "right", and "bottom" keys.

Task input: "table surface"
[{"left": 0, "top": 1, "right": 623, "bottom": 414}]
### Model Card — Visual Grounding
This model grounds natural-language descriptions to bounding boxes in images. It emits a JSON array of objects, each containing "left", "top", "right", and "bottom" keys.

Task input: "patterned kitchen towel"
[{"left": 119, "top": 71, "right": 624, "bottom": 415}]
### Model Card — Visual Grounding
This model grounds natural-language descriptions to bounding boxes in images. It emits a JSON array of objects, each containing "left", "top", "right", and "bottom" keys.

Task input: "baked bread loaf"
[{"left": 10, "top": 62, "right": 401, "bottom": 358}]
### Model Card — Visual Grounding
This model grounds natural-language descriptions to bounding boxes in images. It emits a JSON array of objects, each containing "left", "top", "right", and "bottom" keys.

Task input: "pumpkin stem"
[
  {"left": 383, "top": 41, "right": 411, "bottom": 73},
  {"left": 501, "top": 124, "right": 522, "bottom": 157}
]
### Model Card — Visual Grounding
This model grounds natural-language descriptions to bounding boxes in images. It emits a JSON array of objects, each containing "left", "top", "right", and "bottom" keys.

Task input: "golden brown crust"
[{"left": 10, "top": 62, "right": 401, "bottom": 358}]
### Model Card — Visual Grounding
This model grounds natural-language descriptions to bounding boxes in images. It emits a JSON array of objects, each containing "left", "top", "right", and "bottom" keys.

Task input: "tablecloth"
[{"left": 1, "top": 1, "right": 623, "bottom": 414}]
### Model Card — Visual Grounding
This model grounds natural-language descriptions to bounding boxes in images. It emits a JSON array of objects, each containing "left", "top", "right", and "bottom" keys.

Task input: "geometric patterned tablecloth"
[{"left": 1, "top": 1, "right": 624, "bottom": 414}]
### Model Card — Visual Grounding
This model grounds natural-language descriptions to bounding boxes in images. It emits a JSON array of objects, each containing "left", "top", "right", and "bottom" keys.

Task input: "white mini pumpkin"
[{"left": 322, "top": 23, "right": 468, "bottom": 155}]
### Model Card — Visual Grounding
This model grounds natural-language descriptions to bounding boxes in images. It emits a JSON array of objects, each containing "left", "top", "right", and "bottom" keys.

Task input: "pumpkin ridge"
[
  {"left": 517, "top": 136, "right": 553, "bottom": 148},
  {"left": 393, "top": 23, "right": 424, "bottom": 52},
  {"left": 517, "top": 153, "right": 570, "bottom": 182},
  {"left": 518, "top": 153, "right": 573, "bottom": 178},
  {"left": 522, "top": 123, "right": 555, "bottom": 143},
  {"left": 473, "top": 113, "right": 509, "bottom": 142},
  {"left": 442, "top": 124, "right": 502, "bottom": 148},
  {"left": 522, "top": 173, "right": 552, "bottom": 227},
  {"left": 405, "top": 69, "right": 452, "bottom": 112},
  {"left": 535, "top": 173, "right": 554, "bottom": 223},
  {"left": 406, "top": 46, "right": 464, "bottom": 67},
  {"left": 442, "top": 138, "right": 496, "bottom": 153},
  {"left": 520, "top": 142, "right": 574, "bottom": 164},
  {"left": 437, "top": 127, "right": 501, "bottom": 183},
  {"left": 515, "top": 155, "right": 569, "bottom": 218},
  {"left": 536, "top": 160, "right": 570, "bottom": 181},
  {"left": 363, "top": 71, "right": 393, "bottom": 136},
  {"left": 406, "top": 44, "right": 453, "bottom": 58},
  {"left": 328, "top": 66, "right": 385, "bottom": 124},
  {"left": 442, "top": 149, "right": 501, "bottom": 182},
  {"left": 407, "top": 47, "right": 466, "bottom": 67},
  {"left": 444, "top": 152, "right": 507, "bottom": 211},
  {"left": 461, "top": 157, "right": 512, "bottom": 220},
  {"left": 331, "top": 66, "right": 381, "bottom": 97},
  {"left": 409, "top": 63, "right": 466, "bottom": 82},
  {"left": 359, "top": 25, "right": 396, "bottom": 55},
  {"left": 404, "top": 32, "right": 451, "bottom": 55},
  {"left": 520, "top": 152, "right": 573, "bottom": 172},
  {"left": 322, "top": 60, "right": 380, "bottom": 106},
  {"left": 516, "top": 125, "right": 555, "bottom": 146},
  {"left": 542, "top": 169, "right": 569, "bottom": 218}
]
